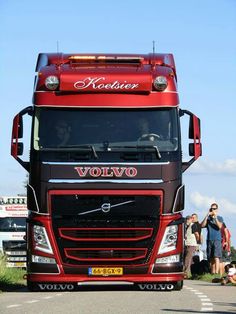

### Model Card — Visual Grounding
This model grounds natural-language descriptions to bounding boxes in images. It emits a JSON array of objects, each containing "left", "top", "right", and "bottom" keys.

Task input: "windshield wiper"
[
  {"left": 42, "top": 145, "right": 98, "bottom": 159},
  {"left": 109, "top": 145, "right": 161, "bottom": 159}
]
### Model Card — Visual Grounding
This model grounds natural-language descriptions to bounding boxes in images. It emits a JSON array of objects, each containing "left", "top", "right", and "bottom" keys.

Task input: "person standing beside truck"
[
  {"left": 192, "top": 213, "right": 203, "bottom": 260},
  {"left": 220, "top": 222, "right": 231, "bottom": 276},
  {"left": 201, "top": 203, "right": 223, "bottom": 275},
  {"left": 184, "top": 216, "right": 199, "bottom": 278}
]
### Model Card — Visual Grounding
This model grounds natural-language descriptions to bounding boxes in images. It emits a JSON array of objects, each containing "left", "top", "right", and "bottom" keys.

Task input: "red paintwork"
[
  {"left": 193, "top": 115, "right": 202, "bottom": 159},
  {"left": 34, "top": 92, "right": 179, "bottom": 108},
  {"left": 34, "top": 53, "right": 179, "bottom": 108},
  {"left": 27, "top": 212, "right": 183, "bottom": 284},
  {"left": 64, "top": 247, "right": 148, "bottom": 262},
  {"left": 11, "top": 114, "right": 19, "bottom": 158},
  {"left": 59, "top": 227, "right": 153, "bottom": 242}
]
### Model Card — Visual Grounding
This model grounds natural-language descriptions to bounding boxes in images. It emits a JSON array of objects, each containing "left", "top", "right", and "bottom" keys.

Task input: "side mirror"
[
  {"left": 18, "top": 115, "right": 23, "bottom": 138},
  {"left": 11, "top": 106, "right": 33, "bottom": 171},
  {"left": 17, "top": 142, "right": 24, "bottom": 156},
  {"left": 180, "top": 109, "right": 202, "bottom": 172},
  {"left": 189, "top": 143, "right": 202, "bottom": 156},
  {"left": 189, "top": 116, "right": 201, "bottom": 140}
]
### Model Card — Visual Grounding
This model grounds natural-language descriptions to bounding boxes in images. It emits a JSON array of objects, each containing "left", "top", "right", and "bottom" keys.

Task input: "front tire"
[
  {"left": 27, "top": 280, "right": 40, "bottom": 292},
  {"left": 173, "top": 280, "right": 183, "bottom": 291}
]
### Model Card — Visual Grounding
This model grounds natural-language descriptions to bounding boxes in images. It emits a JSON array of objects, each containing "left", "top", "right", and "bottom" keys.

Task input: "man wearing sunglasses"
[{"left": 201, "top": 203, "right": 224, "bottom": 275}]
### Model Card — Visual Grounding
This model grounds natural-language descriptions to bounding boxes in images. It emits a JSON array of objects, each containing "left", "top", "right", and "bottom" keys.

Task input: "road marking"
[
  {"left": 7, "top": 304, "right": 22, "bottom": 308},
  {"left": 202, "top": 303, "right": 213, "bottom": 306},
  {"left": 185, "top": 285, "right": 213, "bottom": 312},
  {"left": 201, "top": 307, "right": 213, "bottom": 312},
  {"left": 42, "top": 296, "right": 53, "bottom": 299},
  {"left": 25, "top": 300, "right": 40, "bottom": 303},
  {"left": 6, "top": 294, "right": 58, "bottom": 309}
]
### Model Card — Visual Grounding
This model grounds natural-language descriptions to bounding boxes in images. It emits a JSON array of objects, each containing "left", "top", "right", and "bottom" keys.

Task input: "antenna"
[
  {"left": 56, "top": 41, "right": 61, "bottom": 68},
  {"left": 152, "top": 40, "right": 156, "bottom": 54},
  {"left": 57, "top": 41, "right": 59, "bottom": 54}
]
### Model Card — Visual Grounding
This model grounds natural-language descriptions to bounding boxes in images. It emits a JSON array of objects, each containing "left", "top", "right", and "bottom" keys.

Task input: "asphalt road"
[{"left": 0, "top": 280, "right": 235, "bottom": 314}]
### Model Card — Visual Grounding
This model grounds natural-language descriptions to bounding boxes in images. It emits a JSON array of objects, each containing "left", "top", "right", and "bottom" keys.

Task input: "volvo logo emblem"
[{"left": 101, "top": 203, "right": 111, "bottom": 213}]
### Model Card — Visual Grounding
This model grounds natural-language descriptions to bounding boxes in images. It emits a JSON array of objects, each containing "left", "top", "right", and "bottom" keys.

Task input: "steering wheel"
[{"left": 138, "top": 133, "right": 160, "bottom": 141}]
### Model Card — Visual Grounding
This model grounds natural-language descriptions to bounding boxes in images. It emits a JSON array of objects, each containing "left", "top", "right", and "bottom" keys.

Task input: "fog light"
[
  {"left": 32, "top": 255, "right": 56, "bottom": 264},
  {"left": 45, "top": 75, "right": 59, "bottom": 90},
  {"left": 153, "top": 76, "right": 168, "bottom": 91}
]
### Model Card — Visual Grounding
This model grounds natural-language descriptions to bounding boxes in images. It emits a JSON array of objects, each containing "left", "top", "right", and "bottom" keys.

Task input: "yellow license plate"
[
  {"left": 88, "top": 267, "right": 123, "bottom": 276},
  {"left": 15, "top": 262, "right": 26, "bottom": 267}
]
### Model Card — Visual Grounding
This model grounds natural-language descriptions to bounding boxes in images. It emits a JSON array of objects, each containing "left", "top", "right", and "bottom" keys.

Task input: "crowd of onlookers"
[{"left": 184, "top": 203, "right": 236, "bottom": 285}]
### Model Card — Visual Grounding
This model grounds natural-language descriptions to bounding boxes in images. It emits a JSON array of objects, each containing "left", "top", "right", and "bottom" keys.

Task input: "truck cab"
[{"left": 11, "top": 53, "right": 201, "bottom": 291}]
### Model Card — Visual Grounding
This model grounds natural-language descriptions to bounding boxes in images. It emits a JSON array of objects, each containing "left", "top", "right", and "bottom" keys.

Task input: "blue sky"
[{"left": 1, "top": 0, "right": 236, "bottom": 246}]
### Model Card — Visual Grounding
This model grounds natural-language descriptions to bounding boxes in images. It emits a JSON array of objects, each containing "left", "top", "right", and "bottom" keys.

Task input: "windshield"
[
  {"left": 0, "top": 217, "right": 26, "bottom": 232},
  {"left": 34, "top": 108, "right": 179, "bottom": 154}
]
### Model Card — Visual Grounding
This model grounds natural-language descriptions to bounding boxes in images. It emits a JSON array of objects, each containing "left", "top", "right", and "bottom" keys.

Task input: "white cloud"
[
  {"left": 188, "top": 159, "right": 236, "bottom": 176},
  {"left": 187, "top": 192, "right": 236, "bottom": 248},
  {"left": 189, "top": 191, "right": 236, "bottom": 215}
]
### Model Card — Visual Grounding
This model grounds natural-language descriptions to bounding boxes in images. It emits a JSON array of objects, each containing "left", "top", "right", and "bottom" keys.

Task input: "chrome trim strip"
[
  {"left": 28, "top": 184, "right": 39, "bottom": 212},
  {"left": 43, "top": 161, "right": 170, "bottom": 166},
  {"left": 48, "top": 179, "right": 163, "bottom": 184},
  {"left": 77, "top": 281, "right": 134, "bottom": 286},
  {"left": 171, "top": 184, "right": 184, "bottom": 214}
]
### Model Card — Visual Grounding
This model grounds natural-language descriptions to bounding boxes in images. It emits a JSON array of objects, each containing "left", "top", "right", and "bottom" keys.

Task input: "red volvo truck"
[{"left": 11, "top": 53, "right": 201, "bottom": 291}]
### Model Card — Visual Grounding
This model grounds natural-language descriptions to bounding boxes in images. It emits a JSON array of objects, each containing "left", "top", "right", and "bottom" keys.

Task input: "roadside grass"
[
  {"left": 191, "top": 273, "right": 221, "bottom": 282},
  {"left": 191, "top": 273, "right": 236, "bottom": 286},
  {"left": 0, "top": 256, "right": 26, "bottom": 292}
]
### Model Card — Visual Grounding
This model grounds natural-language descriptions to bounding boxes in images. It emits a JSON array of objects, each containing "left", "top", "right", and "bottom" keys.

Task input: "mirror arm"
[{"left": 17, "top": 158, "right": 30, "bottom": 172}]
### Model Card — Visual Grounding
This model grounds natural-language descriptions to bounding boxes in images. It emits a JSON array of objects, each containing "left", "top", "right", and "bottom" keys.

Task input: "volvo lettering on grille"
[{"left": 74, "top": 166, "right": 138, "bottom": 178}]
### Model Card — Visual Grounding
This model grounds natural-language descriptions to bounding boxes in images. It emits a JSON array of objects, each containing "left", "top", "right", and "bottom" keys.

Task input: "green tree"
[{"left": 230, "top": 246, "right": 236, "bottom": 261}]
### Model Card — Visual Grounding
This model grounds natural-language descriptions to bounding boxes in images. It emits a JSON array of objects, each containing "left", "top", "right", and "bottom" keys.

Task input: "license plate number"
[
  {"left": 7, "top": 262, "right": 26, "bottom": 267},
  {"left": 88, "top": 267, "right": 123, "bottom": 276}
]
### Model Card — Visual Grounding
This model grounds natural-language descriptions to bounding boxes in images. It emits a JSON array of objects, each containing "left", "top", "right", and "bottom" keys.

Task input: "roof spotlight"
[
  {"left": 153, "top": 76, "right": 168, "bottom": 91},
  {"left": 45, "top": 76, "right": 59, "bottom": 91}
]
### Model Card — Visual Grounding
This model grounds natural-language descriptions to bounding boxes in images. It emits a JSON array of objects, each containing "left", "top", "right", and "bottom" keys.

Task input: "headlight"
[
  {"left": 45, "top": 75, "right": 59, "bottom": 90},
  {"left": 158, "top": 225, "right": 178, "bottom": 254},
  {"left": 33, "top": 225, "right": 53, "bottom": 254},
  {"left": 9, "top": 198, "right": 14, "bottom": 204}
]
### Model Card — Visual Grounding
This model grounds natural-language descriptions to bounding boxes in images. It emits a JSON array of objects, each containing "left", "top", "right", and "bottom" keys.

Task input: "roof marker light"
[
  {"left": 69, "top": 55, "right": 144, "bottom": 63},
  {"left": 153, "top": 76, "right": 168, "bottom": 91},
  {"left": 45, "top": 76, "right": 59, "bottom": 90}
]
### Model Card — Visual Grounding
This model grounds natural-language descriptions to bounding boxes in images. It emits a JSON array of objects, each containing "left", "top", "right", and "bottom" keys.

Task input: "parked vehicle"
[{"left": 0, "top": 196, "right": 27, "bottom": 267}]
